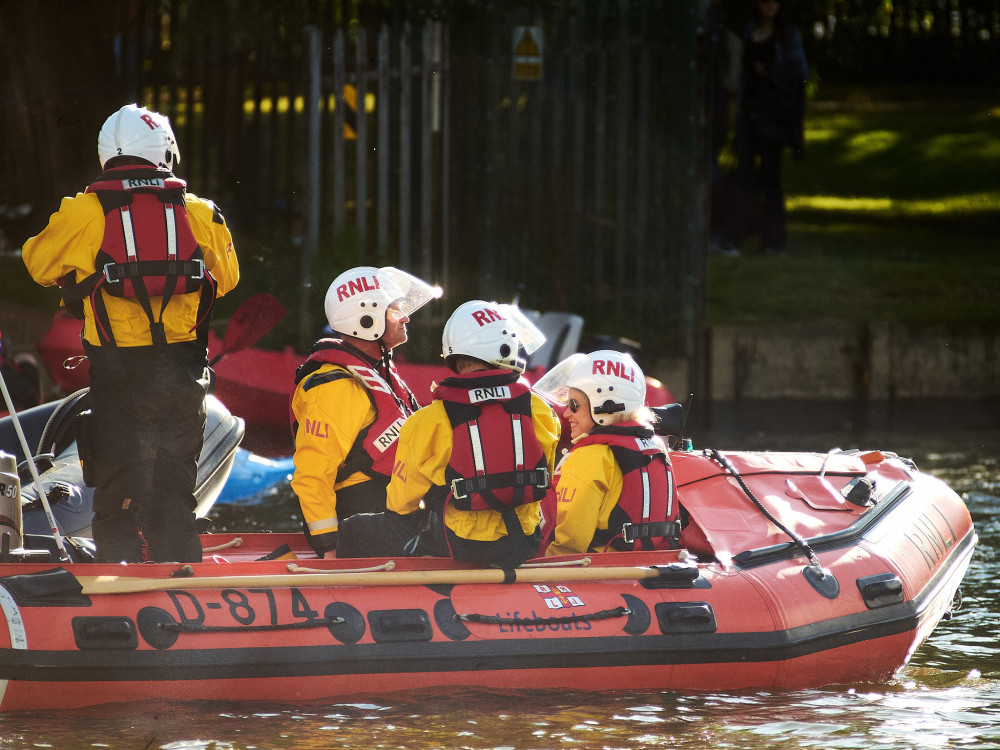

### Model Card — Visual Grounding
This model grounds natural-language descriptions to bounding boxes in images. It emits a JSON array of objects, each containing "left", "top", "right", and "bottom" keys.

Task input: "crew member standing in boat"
[
  {"left": 289, "top": 266, "right": 441, "bottom": 558},
  {"left": 338, "top": 300, "right": 561, "bottom": 567},
  {"left": 534, "top": 350, "right": 680, "bottom": 556},
  {"left": 22, "top": 104, "right": 239, "bottom": 563}
]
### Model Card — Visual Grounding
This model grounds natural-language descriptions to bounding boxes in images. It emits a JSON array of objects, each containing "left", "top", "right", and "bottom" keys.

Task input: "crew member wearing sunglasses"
[{"left": 534, "top": 350, "right": 680, "bottom": 556}]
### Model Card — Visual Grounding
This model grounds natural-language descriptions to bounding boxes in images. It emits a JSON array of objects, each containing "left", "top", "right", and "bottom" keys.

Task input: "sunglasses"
[{"left": 568, "top": 397, "right": 581, "bottom": 414}]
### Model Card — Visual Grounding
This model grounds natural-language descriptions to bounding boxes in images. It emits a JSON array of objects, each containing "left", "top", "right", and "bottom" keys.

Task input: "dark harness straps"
[{"left": 449, "top": 468, "right": 550, "bottom": 500}]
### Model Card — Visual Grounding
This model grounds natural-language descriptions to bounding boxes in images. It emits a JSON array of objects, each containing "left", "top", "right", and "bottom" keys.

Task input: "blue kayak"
[{"left": 216, "top": 448, "right": 294, "bottom": 505}]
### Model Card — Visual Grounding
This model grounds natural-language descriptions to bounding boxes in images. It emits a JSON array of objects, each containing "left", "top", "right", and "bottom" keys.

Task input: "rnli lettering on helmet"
[
  {"left": 123, "top": 178, "right": 166, "bottom": 189},
  {"left": 374, "top": 417, "right": 406, "bottom": 452},
  {"left": 336, "top": 275, "right": 381, "bottom": 302},
  {"left": 469, "top": 385, "right": 511, "bottom": 403},
  {"left": 139, "top": 113, "right": 159, "bottom": 130},
  {"left": 592, "top": 359, "right": 636, "bottom": 382},
  {"left": 471, "top": 307, "right": 505, "bottom": 327}
]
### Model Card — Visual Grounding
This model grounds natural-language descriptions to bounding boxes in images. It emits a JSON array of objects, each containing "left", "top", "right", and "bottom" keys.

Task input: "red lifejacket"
[
  {"left": 290, "top": 339, "right": 419, "bottom": 482},
  {"left": 59, "top": 166, "right": 215, "bottom": 346},
  {"left": 429, "top": 369, "right": 553, "bottom": 514},
  {"left": 573, "top": 424, "right": 679, "bottom": 551}
]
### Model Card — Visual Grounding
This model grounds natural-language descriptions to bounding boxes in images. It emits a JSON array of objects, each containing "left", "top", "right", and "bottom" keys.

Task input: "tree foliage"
[
  {"left": 721, "top": 0, "right": 999, "bottom": 85},
  {"left": 0, "top": 1, "right": 124, "bottom": 216}
]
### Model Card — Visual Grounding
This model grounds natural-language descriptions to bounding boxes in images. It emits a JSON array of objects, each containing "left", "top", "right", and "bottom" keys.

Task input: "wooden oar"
[{"left": 76, "top": 563, "right": 676, "bottom": 596}]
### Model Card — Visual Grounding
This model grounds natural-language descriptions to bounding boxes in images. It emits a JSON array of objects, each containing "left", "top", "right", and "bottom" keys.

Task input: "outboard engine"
[{"left": 0, "top": 389, "right": 245, "bottom": 546}]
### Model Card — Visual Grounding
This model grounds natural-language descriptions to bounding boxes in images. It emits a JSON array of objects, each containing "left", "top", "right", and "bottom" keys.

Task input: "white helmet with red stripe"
[
  {"left": 325, "top": 266, "right": 441, "bottom": 340},
  {"left": 98, "top": 104, "right": 181, "bottom": 170},
  {"left": 442, "top": 300, "right": 545, "bottom": 373},
  {"left": 534, "top": 349, "right": 646, "bottom": 425}
]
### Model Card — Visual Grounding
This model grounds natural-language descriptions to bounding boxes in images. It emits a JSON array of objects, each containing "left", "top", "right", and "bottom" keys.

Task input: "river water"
[{"left": 1, "top": 430, "right": 997, "bottom": 749}]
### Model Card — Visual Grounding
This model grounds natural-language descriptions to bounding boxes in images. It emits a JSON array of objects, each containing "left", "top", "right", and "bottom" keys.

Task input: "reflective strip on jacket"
[
  {"left": 387, "top": 386, "right": 560, "bottom": 543},
  {"left": 290, "top": 341, "right": 418, "bottom": 546},
  {"left": 22, "top": 168, "right": 238, "bottom": 348},
  {"left": 545, "top": 425, "right": 675, "bottom": 556}
]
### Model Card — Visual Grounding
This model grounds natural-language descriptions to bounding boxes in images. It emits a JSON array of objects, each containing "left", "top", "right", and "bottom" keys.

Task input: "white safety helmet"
[
  {"left": 324, "top": 265, "right": 442, "bottom": 340},
  {"left": 534, "top": 349, "right": 646, "bottom": 426},
  {"left": 98, "top": 104, "right": 181, "bottom": 171},
  {"left": 442, "top": 300, "right": 546, "bottom": 373}
]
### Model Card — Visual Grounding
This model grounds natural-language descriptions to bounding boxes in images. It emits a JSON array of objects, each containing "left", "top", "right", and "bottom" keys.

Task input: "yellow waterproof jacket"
[
  {"left": 545, "top": 443, "right": 624, "bottom": 556},
  {"left": 387, "top": 393, "right": 561, "bottom": 542},
  {"left": 289, "top": 363, "right": 381, "bottom": 542},
  {"left": 22, "top": 187, "right": 238, "bottom": 347}
]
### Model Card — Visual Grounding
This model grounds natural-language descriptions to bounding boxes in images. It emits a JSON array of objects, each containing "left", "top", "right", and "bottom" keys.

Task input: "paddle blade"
[{"left": 215, "top": 293, "right": 286, "bottom": 360}]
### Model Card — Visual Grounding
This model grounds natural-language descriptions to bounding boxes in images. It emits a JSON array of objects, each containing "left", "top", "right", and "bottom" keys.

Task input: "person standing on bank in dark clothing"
[{"left": 733, "top": 0, "right": 808, "bottom": 254}]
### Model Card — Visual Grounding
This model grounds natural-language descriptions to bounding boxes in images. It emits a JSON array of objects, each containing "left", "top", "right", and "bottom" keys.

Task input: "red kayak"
[
  {"left": 0, "top": 445, "right": 976, "bottom": 711},
  {"left": 35, "top": 307, "right": 674, "bottom": 436}
]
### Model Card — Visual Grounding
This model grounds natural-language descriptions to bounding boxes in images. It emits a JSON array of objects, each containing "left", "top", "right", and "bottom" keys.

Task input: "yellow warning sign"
[
  {"left": 516, "top": 30, "right": 540, "bottom": 56},
  {"left": 512, "top": 26, "right": 543, "bottom": 80},
  {"left": 342, "top": 84, "right": 358, "bottom": 140}
]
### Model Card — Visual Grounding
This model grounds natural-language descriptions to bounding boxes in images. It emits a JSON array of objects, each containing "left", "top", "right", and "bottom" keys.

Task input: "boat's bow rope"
[{"left": 709, "top": 448, "right": 827, "bottom": 577}]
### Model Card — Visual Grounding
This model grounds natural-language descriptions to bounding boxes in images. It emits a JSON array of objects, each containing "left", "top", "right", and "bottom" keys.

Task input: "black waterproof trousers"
[{"left": 83, "top": 340, "right": 208, "bottom": 563}]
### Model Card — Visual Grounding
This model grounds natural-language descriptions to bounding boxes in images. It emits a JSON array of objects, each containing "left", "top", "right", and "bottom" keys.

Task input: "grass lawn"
[{"left": 709, "top": 88, "right": 1000, "bottom": 327}]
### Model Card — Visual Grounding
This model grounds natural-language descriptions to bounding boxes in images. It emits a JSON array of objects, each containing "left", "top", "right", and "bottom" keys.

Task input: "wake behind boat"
[{"left": 0, "top": 429, "right": 976, "bottom": 711}]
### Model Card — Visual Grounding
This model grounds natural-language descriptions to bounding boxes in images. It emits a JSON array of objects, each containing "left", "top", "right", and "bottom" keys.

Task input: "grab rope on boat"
[
  {"left": 709, "top": 448, "right": 827, "bottom": 577},
  {"left": 521, "top": 556, "right": 592, "bottom": 568},
  {"left": 287, "top": 561, "right": 397, "bottom": 574},
  {"left": 457, "top": 606, "right": 631, "bottom": 627},
  {"left": 159, "top": 616, "right": 345, "bottom": 634},
  {"left": 202, "top": 537, "right": 243, "bottom": 553}
]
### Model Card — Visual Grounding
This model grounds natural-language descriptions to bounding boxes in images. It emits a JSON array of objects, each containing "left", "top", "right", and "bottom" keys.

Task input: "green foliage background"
[{"left": 709, "top": 88, "right": 999, "bottom": 328}]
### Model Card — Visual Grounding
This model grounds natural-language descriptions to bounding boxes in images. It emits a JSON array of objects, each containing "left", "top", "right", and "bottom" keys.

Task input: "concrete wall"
[{"left": 655, "top": 322, "right": 1000, "bottom": 432}]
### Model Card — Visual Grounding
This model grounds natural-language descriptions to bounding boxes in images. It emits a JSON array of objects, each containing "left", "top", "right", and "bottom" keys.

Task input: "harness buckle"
[
  {"left": 535, "top": 468, "right": 550, "bottom": 489},
  {"left": 191, "top": 258, "right": 205, "bottom": 280},
  {"left": 450, "top": 477, "right": 468, "bottom": 500},
  {"left": 622, "top": 521, "right": 681, "bottom": 545},
  {"left": 103, "top": 263, "right": 120, "bottom": 284}
]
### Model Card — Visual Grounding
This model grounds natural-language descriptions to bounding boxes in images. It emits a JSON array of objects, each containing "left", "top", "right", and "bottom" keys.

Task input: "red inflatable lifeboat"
[{"left": 0, "top": 445, "right": 976, "bottom": 711}]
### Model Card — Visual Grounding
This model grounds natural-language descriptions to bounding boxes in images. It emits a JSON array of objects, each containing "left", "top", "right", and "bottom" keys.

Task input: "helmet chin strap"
[{"left": 378, "top": 339, "right": 395, "bottom": 383}]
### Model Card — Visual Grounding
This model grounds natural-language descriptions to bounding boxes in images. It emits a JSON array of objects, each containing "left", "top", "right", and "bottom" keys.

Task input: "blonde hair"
[{"left": 616, "top": 406, "right": 656, "bottom": 427}]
